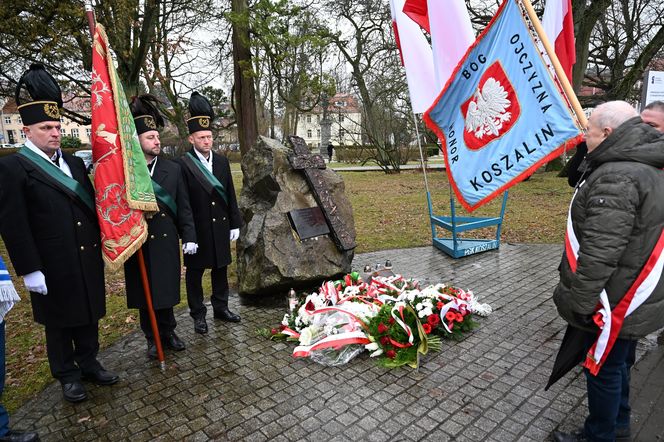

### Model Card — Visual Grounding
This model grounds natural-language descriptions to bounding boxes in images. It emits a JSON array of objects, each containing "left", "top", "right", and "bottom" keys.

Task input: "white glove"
[
  {"left": 230, "top": 228, "right": 240, "bottom": 241},
  {"left": 182, "top": 242, "right": 198, "bottom": 255},
  {"left": 23, "top": 270, "right": 47, "bottom": 295}
]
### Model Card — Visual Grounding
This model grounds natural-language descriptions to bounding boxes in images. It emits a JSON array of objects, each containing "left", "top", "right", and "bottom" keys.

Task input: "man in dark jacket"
[
  {"left": 0, "top": 64, "right": 118, "bottom": 403},
  {"left": 178, "top": 92, "right": 242, "bottom": 334},
  {"left": 552, "top": 101, "right": 664, "bottom": 442},
  {"left": 124, "top": 96, "right": 197, "bottom": 359}
]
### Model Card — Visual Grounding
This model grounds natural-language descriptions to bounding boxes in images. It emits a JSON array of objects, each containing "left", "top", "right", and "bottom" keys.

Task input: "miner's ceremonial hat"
[
  {"left": 130, "top": 95, "right": 164, "bottom": 135},
  {"left": 187, "top": 92, "right": 214, "bottom": 134},
  {"left": 15, "top": 63, "right": 63, "bottom": 125}
]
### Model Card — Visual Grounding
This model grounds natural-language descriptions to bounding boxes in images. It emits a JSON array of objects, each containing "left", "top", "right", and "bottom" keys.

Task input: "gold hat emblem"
[
  {"left": 199, "top": 117, "right": 210, "bottom": 128},
  {"left": 44, "top": 103, "right": 60, "bottom": 119},
  {"left": 145, "top": 117, "right": 157, "bottom": 129}
]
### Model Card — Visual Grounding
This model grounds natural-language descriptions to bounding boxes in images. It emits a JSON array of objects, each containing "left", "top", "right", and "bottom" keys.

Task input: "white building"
[{"left": 296, "top": 92, "right": 363, "bottom": 148}]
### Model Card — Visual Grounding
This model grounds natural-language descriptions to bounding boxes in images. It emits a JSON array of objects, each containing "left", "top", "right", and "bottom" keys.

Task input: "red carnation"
[
  {"left": 445, "top": 311, "right": 457, "bottom": 321},
  {"left": 456, "top": 313, "right": 464, "bottom": 322},
  {"left": 378, "top": 322, "right": 389, "bottom": 334},
  {"left": 270, "top": 328, "right": 278, "bottom": 335},
  {"left": 305, "top": 300, "right": 315, "bottom": 312},
  {"left": 380, "top": 336, "right": 390, "bottom": 346},
  {"left": 428, "top": 314, "right": 440, "bottom": 326},
  {"left": 422, "top": 323, "right": 432, "bottom": 334},
  {"left": 344, "top": 274, "right": 352, "bottom": 286},
  {"left": 437, "top": 301, "right": 445, "bottom": 310},
  {"left": 279, "top": 324, "right": 286, "bottom": 330},
  {"left": 388, "top": 317, "right": 395, "bottom": 325},
  {"left": 386, "top": 350, "right": 397, "bottom": 359}
]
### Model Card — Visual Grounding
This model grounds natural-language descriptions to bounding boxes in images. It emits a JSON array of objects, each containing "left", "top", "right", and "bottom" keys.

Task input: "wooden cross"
[{"left": 287, "top": 135, "right": 356, "bottom": 251}]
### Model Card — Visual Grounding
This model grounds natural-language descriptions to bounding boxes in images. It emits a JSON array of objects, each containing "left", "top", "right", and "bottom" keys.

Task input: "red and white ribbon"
[
  {"left": 389, "top": 303, "right": 414, "bottom": 348},
  {"left": 565, "top": 187, "right": 664, "bottom": 375},
  {"left": 292, "top": 331, "right": 370, "bottom": 358}
]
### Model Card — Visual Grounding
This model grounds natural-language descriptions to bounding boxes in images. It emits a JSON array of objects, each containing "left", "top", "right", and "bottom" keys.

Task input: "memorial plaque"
[
  {"left": 287, "top": 135, "right": 356, "bottom": 251},
  {"left": 288, "top": 207, "right": 330, "bottom": 240}
]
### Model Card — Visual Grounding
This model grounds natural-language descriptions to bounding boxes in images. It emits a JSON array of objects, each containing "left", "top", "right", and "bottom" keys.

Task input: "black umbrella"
[{"left": 545, "top": 324, "right": 589, "bottom": 390}]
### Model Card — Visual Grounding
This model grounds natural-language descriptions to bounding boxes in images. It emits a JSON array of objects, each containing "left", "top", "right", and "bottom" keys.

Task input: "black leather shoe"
[
  {"left": 82, "top": 369, "right": 119, "bottom": 386},
  {"left": 552, "top": 429, "right": 588, "bottom": 442},
  {"left": 163, "top": 332, "right": 185, "bottom": 351},
  {"left": 194, "top": 317, "right": 208, "bottom": 334},
  {"left": 214, "top": 308, "right": 241, "bottom": 322},
  {"left": 616, "top": 426, "right": 631, "bottom": 442},
  {"left": 146, "top": 340, "right": 157, "bottom": 359},
  {"left": 0, "top": 430, "right": 40, "bottom": 442},
  {"left": 61, "top": 382, "right": 87, "bottom": 403}
]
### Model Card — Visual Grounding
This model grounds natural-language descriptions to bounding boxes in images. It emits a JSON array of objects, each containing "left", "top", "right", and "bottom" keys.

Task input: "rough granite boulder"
[{"left": 237, "top": 136, "right": 356, "bottom": 296}]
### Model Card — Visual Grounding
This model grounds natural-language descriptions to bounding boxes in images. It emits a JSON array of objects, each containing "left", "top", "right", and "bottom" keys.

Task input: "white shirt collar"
[
  {"left": 25, "top": 140, "right": 61, "bottom": 163},
  {"left": 193, "top": 148, "right": 212, "bottom": 172},
  {"left": 25, "top": 140, "right": 72, "bottom": 178}
]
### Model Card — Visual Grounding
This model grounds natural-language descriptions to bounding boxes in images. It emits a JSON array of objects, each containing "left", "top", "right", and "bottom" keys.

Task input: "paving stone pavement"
[{"left": 10, "top": 244, "right": 661, "bottom": 441}]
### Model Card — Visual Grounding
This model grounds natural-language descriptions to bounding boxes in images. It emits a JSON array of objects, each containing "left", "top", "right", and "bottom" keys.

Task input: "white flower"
[
  {"left": 281, "top": 314, "right": 290, "bottom": 326},
  {"left": 299, "top": 327, "right": 315, "bottom": 346},
  {"left": 418, "top": 307, "right": 433, "bottom": 318},
  {"left": 369, "top": 348, "right": 384, "bottom": 357},
  {"left": 365, "top": 342, "right": 379, "bottom": 351}
]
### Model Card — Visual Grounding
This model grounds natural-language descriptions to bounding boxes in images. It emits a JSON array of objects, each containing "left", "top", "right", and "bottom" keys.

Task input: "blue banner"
[{"left": 424, "top": 0, "right": 583, "bottom": 211}]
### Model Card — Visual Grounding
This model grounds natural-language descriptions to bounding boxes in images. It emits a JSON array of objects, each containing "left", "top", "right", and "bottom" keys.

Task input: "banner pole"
[
  {"left": 137, "top": 249, "right": 166, "bottom": 368},
  {"left": 412, "top": 111, "right": 431, "bottom": 195},
  {"left": 520, "top": 0, "right": 587, "bottom": 127}
]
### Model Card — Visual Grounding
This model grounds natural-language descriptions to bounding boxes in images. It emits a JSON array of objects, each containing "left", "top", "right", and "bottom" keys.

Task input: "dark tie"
[{"left": 52, "top": 154, "right": 60, "bottom": 167}]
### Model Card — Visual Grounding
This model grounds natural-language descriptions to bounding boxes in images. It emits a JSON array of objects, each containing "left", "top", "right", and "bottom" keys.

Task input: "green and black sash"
[
  {"left": 181, "top": 151, "right": 228, "bottom": 205},
  {"left": 18, "top": 147, "right": 95, "bottom": 212},
  {"left": 151, "top": 179, "right": 177, "bottom": 219}
]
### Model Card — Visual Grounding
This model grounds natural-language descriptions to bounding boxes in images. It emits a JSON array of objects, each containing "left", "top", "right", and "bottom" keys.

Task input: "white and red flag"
[
  {"left": 389, "top": 0, "right": 437, "bottom": 113},
  {"left": 542, "top": 0, "right": 576, "bottom": 81},
  {"left": 403, "top": 0, "right": 475, "bottom": 90}
]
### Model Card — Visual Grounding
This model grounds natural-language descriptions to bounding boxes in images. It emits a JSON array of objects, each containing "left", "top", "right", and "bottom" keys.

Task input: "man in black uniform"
[
  {"left": 0, "top": 64, "right": 118, "bottom": 403},
  {"left": 124, "top": 95, "right": 197, "bottom": 358},
  {"left": 178, "top": 92, "right": 242, "bottom": 334}
]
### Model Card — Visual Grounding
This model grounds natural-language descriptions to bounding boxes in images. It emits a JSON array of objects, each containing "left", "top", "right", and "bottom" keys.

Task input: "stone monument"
[{"left": 237, "top": 135, "right": 356, "bottom": 296}]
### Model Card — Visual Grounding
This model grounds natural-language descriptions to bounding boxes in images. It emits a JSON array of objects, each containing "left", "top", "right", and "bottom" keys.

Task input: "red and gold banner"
[{"left": 90, "top": 24, "right": 158, "bottom": 271}]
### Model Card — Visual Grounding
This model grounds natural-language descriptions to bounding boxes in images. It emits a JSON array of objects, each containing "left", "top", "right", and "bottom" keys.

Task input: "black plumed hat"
[
  {"left": 15, "top": 63, "right": 63, "bottom": 125},
  {"left": 130, "top": 94, "right": 164, "bottom": 135},
  {"left": 187, "top": 91, "right": 214, "bottom": 134}
]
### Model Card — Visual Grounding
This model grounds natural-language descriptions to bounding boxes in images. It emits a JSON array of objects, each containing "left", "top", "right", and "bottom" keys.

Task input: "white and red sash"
[{"left": 564, "top": 187, "right": 664, "bottom": 375}]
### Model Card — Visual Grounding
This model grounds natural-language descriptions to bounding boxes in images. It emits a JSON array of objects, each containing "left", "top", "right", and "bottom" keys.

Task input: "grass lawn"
[{"left": 0, "top": 169, "right": 572, "bottom": 411}]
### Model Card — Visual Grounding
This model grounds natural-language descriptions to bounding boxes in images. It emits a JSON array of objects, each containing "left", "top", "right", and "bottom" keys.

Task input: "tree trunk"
[{"left": 231, "top": 0, "right": 259, "bottom": 156}]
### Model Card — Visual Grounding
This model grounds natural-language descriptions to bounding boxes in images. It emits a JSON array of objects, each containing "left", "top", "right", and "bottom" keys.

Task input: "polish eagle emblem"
[{"left": 464, "top": 77, "right": 512, "bottom": 139}]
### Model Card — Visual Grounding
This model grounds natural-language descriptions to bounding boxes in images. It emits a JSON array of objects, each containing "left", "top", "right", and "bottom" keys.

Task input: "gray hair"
[{"left": 592, "top": 101, "right": 638, "bottom": 129}]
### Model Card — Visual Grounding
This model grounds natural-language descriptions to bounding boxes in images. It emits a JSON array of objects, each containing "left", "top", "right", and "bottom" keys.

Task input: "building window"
[
  {"left": 306, "top": 115, "right": 311, "bottom": 123},
  {"left": 339, "top": 128, "right": 345, "bottom": 139},
  {"left": 3, "top": 117, "right": 10, "bottom": 124},
  {"left": 6, "top": 130, "right": 15, "bottom": 144},
  {"left": 86, "top": 128, "right": 91, "bottom": 138},
  {"left": 17, "top": 117, "right": 22, "bottom": 125},
  {"left": 339, "top": 114, "right": 345, "bottom": 122},
  {"left": 20, "top": 131, "right": 26, "bottom": 140},
  {"left": 60, "top": 128, "right": 66, "bottom": 136},
  {"left": 316, "top": 115, "right": 320, "bottom": 123},
  {"left": 307, "top": 129, "right": 312, "bottom": 138},
  {"left": 71, "top": 128, "right": 79, "bottom": 138},
  {"left": 317, "top": 129, "right": 320, "bottom": 138},
  {"left": 60, "top": 117, "right": 65, "bottom": 123}
]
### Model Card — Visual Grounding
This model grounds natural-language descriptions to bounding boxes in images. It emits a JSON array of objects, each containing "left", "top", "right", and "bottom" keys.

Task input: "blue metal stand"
[{"left": 427, "top": 191, "right": 508, "bottom": 259}]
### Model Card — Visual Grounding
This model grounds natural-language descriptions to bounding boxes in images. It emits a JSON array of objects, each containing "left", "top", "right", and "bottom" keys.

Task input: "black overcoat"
[
  {"left": 177, "top": 149, "right": 241, "bottom": 269},
  {"left": 0, "top": 151, "right": 105, "bottom": 328},
  {"left": 124, "top": 158, "right": 196, "bottom": 309}
]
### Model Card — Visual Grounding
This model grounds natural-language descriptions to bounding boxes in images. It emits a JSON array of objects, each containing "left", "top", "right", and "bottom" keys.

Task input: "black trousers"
[
  {"left": 139, "top": 308, "right": 177, "bottom": 340},
  {"left": 185, "top": 266, "right": 229, "bottom": 320},
  {"left": 44, "top": 322, "right": 102, "bottom": 383}
]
